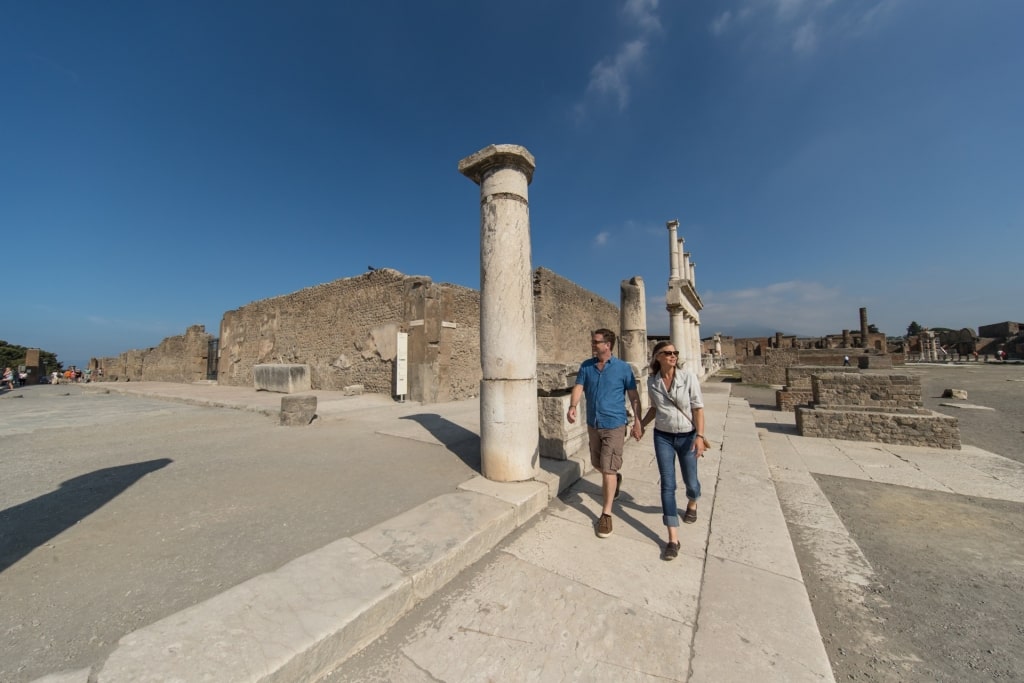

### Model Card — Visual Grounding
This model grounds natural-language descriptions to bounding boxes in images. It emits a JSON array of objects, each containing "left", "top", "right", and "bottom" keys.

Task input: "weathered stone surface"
[
  {"left": 535, "top": 363, "right": 578, "bottom": 395},
  {"left": 255, "top": 364, "right": 312, "bottom": 394},
  {"left": 537, "top": 394, "right": 587, "bottom": 460},
  {"left": 342, "top": 384, "right": 364, "bottom": 396},
  {"left": 942, "top": 388, "right": 968, "bottom": 399},
  {"left": 280, "top": 395, "right": 317, "bottom": 426}
]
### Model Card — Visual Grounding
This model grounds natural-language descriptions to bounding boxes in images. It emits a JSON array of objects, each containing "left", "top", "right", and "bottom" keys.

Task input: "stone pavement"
[{"left": 25, "top": 379, "right": 1024, "bottom": 682}]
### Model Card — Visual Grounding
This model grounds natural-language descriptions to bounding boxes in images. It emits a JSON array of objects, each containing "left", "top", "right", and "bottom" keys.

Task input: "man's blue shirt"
[{"left": 575, "top": 355, "right": 637, "bottom": 429}]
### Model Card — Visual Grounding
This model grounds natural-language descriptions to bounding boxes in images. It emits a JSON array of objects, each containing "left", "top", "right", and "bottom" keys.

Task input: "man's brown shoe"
[{"left": 597, "top": 514, "right": 613, "bottom": 538}]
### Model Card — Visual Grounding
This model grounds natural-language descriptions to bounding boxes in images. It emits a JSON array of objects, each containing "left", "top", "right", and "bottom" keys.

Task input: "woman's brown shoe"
[
  {"left": 684, "top": 507, "right": 697, "bottom": 524},
  {"left": 664, "top": 541, "right": 680, "bottom": 561}
]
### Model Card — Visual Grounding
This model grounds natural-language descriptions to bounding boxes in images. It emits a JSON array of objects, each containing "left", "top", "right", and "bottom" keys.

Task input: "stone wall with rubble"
[
  {"left": 811, "top": 372, "right": 922, "bottom": 409},
  {"left": 216, "top": 268, "right": 485, "bottom": 400},
  {"left": 533, "top": 267, "right": 619, "bottom": 364},
  {"left": 91, "top": 266, "right": 619, "bottom": 402},
  {"left": 796, "top": 373, "right": 960, "bottom": 449},
  {"left": 93, "top": 325, "right": 212, "bottom": 383},
  {"left": 797, "top": 405, "right": 961, "bottom": 448},
  {"left": 775, "top": 365, "right": 860, "bottom": 411}
]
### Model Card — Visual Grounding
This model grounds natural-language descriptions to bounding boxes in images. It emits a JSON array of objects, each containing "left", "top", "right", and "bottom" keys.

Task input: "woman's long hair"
[{"left": 649, "top": 340, "right": 674, "bottom": 374}]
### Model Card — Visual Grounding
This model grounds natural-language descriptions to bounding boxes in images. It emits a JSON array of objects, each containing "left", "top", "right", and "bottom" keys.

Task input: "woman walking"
[{"left": 639, "top": 341, "right": 708, "bottom": 561}]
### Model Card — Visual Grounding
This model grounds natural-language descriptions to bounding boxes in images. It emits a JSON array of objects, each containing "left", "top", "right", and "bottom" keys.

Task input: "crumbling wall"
[
  {"left": 219, "top": 269, "right": 414, "bottom": 393},
  {"left": 796, "top": 373, "right": 960, "bottom": 449},
  {"left": 811, "top": 372, "right": 922, "bottom": 409},
  {"left": 797, "top": 406, "right": 960, "bottom": 449},
  {"left": 94, "top": 326, "right": 210, "bottom": 382},
  {"left": 533, "top": 267, "right": 619, "bottom": 364}
]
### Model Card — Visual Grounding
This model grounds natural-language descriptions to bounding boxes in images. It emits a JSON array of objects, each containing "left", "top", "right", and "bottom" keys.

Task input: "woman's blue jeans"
[{"left": 653, "top": 428, "right": 701, "bottom": 527}]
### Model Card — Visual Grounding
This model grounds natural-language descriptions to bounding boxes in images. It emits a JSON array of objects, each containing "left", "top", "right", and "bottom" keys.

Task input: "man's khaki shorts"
[{"left": 588, "top": 426, "right": 625, "bottom": 474}]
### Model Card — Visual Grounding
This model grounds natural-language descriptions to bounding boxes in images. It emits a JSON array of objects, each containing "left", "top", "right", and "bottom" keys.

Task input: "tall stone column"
[
  {"left": 620, "top": 276, "right": 648, "bottom": 407},
  {"left": 459, "top": 144, "right": 539, "bottom": 482},
  {"left": 859, "top": 307, "right": 869, "bottom": 348},
  {"left": 667, "top": 220, "right": 681, "bottom": 279},
  {"left": 666, "top": 220, "right": 685, "bottom": 355}
]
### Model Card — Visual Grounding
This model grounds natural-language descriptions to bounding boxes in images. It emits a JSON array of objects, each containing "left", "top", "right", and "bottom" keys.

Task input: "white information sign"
[{"left": 395, "top": 332, "right": 408, "bottom": 397}]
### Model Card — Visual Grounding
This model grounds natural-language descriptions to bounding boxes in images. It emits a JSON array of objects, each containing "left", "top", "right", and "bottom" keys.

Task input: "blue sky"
[{"left": 4, "top": 1, "right": 1022, "bottom": 368}]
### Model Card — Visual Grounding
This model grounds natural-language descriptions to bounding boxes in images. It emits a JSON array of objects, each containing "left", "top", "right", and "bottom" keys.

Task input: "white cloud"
[
  {"left": 709, "top": 0, "right": 894, "bottom": 56},
  {"left": 698, "top": 280, "right": 858, "bottom": 337},
  {"left": 594, "top": 230, "right": 611, "bottom": 246},
  {"left": 624, "top": 0, "right": 662, "bottom": 32},
  {"left": 586, "top": 40, "right": 648, "bottom": 111},
  {"left": 710, "top": 11, "right": 733, "bottom": 36},
  {"left": 576, "top": 0, "right": 664, "bottom": 116},
  {"left": 792, "top": 20, "right": 818, "bottom": 55}
]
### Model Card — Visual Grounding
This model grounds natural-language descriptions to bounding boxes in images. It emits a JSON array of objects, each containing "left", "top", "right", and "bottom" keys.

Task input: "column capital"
[
  {"left": 459, "top": 144, "right": 536, "bottom": 185},
  {"left": 666, "top": 219, "right": 679, "bottom": 231}
]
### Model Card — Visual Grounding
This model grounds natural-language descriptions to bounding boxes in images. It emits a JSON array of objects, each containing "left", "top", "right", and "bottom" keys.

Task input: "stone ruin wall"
[
  {"left": 217, "top": 268, "right": 463, "bottom": 396},
  {"left": 776, "top": 365, "right": 859, "bottom": 411},
  {"left": 811, "top": 372, "right": 922, "bottom": 409},
  {"left": 741, "top": 348, "right": 901, "bottom": 386},
  {"left": 533, "top": 267, "right": 619, "bottom": 365},
  {"left": 797, "top": 373, "right": 960, "bottom": 449},
  {"left": 93, "top": 325, "right": 211, "bottom": 383},
  {"left": 93, "top": 267, "right": 618, "bottom": 402}
]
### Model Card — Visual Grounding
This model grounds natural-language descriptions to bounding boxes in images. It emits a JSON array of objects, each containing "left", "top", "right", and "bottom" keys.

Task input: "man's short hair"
[{"left": 593, "top": 328, "right": 616, "bottom": 351}]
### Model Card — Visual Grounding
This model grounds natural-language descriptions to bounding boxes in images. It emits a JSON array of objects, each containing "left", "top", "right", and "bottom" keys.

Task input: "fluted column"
[{"left": 459, "top": 144, "right": 539, "bottom": 482}]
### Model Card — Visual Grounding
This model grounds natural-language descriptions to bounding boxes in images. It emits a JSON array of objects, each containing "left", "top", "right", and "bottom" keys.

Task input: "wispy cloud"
[
  {"left": 594, "top": 230, "right": 611, "bottom": 247},
  {"left": 710, "top": 11, "right": 733, "bottom": 36},
  {"left": 792, "top": 20, "right": 818, "bottom": 55},
  {"left": 709, "top": 0, "right": 895, "bottom": 56},
  {"left": 576, "top": 0, "right": 664, "bottom": 116},
  {"left": 698, "top": 280, "right": 859, "bottom": 337}
]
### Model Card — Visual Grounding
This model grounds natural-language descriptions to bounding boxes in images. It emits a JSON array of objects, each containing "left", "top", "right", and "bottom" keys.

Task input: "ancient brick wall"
[
  {"left": 93, "top": 326, "right": 211, "bottom": 382},
  {"left": 92, "top": 266, "right": 617, "bottom": 401},
  {"left": 740, "top": 364, "right": 787, "bottom": 385},
  {"left": 796, "top": 407, "right": 960, "bottom": 449},
  {"left": 219, "top": 269, "right": 420, "bottom": 393},
  {"left": 811, "top": 373, "right": 922, "bottom": 409},
  {"left": 979, "top": 321, "right": 1020, "bottom": 337},
  {"left": 784, "top": 365, "right": 859, "bottom": 389},
  {"left": 796, "top": 373, "right": 960, "bottom": 448},
  {"left": 533, "top": 267, "right": 619, "bottom": 364}
]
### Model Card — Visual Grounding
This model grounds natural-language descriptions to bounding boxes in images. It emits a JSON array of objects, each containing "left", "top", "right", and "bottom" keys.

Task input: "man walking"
[{"left": 567, "top": 328, "right": 642, "bottom": 538}]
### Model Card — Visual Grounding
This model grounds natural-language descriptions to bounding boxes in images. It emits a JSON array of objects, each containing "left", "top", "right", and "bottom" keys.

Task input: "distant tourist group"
[{"left": 49, "top": 366, "right": 95, "bottom": 384}]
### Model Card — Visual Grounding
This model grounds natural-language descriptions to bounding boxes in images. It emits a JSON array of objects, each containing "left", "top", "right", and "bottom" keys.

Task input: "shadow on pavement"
[
  {"left": 399, "top": 414, "right": 481, "bottom": 472},
  {"left": 755, "top": 421, "right": 800, "bottom": 435},
  {"left": 0, "top": 458, "right": 172, "bottom": 573},
  {"left": 560, "top": 477, "right": 665, "bottom": 547}
]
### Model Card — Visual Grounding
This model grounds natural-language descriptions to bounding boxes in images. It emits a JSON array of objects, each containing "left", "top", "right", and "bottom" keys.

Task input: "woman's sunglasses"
[{"left": 659, "top": 350, "right": 679, "bottom": 357}]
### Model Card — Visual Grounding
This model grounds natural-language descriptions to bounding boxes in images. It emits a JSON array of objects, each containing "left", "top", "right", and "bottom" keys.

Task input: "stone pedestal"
[
  {"left": 460, "top": 144, "right": 539, "bottom": 482},
  {"left": 280, "top": 395, "right": 316, "bottom": 426},
  {"left": 536, "top": 363, "right": 587, "bottom": 460},
  {"left": 254, "top": 364, "right": 312, "bottom": 394}
]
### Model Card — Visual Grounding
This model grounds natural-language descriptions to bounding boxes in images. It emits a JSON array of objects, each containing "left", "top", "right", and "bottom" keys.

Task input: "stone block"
[
  {"left": 254, "top": 364, "right": 312, "bottom": 394},
  {"left": 280, "top": 395, "right": 317, "bottom": 426},
  {"left": 538, "top": 394, "right": 588, "bottom": 460},
  {"left": 536, "top": 363, "right": 579, "bottom": 395},
  {"left": 343, "top": 384, "right": 364, "bottom": 396},
  {"left": 942, "top": 388, "right": 968, "bottom": 399}
]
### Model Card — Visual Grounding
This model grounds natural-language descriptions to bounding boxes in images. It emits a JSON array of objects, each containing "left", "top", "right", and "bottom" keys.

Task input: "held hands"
[{"left": 631, "top": 420, "right": 643, "bottom": 442}]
